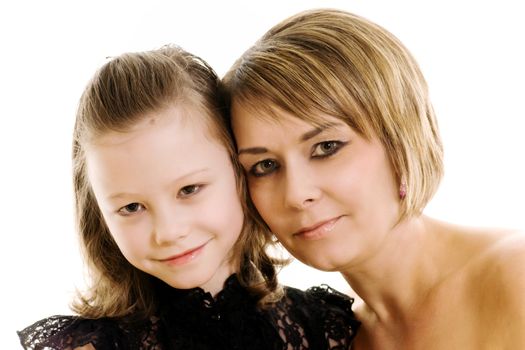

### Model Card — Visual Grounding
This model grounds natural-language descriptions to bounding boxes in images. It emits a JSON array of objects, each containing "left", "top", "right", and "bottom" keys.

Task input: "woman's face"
[
  {"left": 86, "top": 104, "right": 244, "bottom": 295},
  {"left": 232, "top": 102, "right": 401, "bottom": 271}
]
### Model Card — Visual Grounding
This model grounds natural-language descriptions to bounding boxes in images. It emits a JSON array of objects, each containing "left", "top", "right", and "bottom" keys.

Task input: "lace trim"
[{"left": 18, "top": 278, "right": 359, "bottom": 349}]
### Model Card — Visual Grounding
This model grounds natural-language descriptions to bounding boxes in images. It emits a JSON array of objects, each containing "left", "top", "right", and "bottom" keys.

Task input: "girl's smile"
[
  {"left": 86, "top": 104, "right": 244, "bottom": 294},
  {"left": 158, "top": 240, "right": 211, "bottom": 266}
]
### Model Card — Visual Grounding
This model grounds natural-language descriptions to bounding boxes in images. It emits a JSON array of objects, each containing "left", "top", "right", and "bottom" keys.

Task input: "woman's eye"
[
  {"left": 250, "top": 159, "right": 279, "bottom": 177},
  {"left": 118, "top": 202, "right": 145, "bottom": 216},
  {"left": 178, "top": 184, "right": 202, "bottom": 198},
  {"left": 311, "top": 141, "right": 345, "bottom": 158}
]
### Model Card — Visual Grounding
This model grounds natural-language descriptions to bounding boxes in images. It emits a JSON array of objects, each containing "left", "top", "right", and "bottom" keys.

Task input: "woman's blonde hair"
[
  {"left": 72, "top": 45, "right": 283, "bottom": 320},
  {"left": 223, "top": 9, "right": 444, "bottom": 219}
]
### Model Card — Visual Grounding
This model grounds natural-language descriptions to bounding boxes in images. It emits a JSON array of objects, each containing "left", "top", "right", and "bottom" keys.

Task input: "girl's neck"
[{"left": 200, "top": 260, "right": 238, "bottom": 297}]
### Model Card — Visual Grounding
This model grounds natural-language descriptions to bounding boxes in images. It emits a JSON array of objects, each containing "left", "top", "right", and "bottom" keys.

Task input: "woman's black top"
[{"left": 18, "top": 274, "right": 360, "bottom": 349}]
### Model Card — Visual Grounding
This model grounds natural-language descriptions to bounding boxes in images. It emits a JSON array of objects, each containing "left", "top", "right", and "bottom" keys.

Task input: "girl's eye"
[
  {"left": 250, "top": 159, "right": 280, "bottom": 177},
  {"left": 118, "top": 202, "right": 145, "bottom": 216},
  {"left": 178, "top": 184, "right": 202, "bottom": 198},
  {"left": 311, "top": 140, "right": 346, "bottom": 158}
]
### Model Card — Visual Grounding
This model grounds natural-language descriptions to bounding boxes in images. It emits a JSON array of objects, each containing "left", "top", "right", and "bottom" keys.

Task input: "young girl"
[
  {"left": 18, "top": 45, "right": 359, "bottom": 349},
  {"left": 223, "top": 9, "right": 525, "bottom": 350}
]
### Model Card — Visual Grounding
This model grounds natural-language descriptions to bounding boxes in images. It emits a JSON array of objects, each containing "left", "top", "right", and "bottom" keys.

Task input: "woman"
[{"left": 223, "top": 8, "right": 525, "bottom": 349}]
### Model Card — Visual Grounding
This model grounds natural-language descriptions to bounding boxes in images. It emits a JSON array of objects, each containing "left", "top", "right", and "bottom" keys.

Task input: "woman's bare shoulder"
[
  {"left": 481, "top": 228, "right": 525, "bottom": 271},
  {"left": 486, "top": 229, "right": 525, "bottom": 288},
  {"left": 462, "top": 227, "right": 525, "bottom": 286},
  {"left": 469, "top": 229, "right": 525, "bottom": 346}
]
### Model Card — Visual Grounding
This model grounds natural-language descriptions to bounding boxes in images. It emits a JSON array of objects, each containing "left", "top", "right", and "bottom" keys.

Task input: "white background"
[{"left": 1, "top": 0, "right": 524, "bottom": 346}]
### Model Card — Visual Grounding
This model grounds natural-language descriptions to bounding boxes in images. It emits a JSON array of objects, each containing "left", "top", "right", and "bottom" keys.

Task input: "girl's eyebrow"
[
  {"left": 106, "top": 168, "right": 209, "bottom": 200},
  {"left": 238, "top": 121, "right": 344, "bottom": 156}
]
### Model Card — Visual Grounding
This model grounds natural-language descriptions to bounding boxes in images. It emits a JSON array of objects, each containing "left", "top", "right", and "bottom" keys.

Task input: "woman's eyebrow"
[
  {"left": 238, "top": 146, "right": 268, "bottom": 156},
  {"left": 238, "top": 121, "right": 344, "bottom": 156},
  {"left": 300, "top": 122, "right": 343, "bottom": 142}
]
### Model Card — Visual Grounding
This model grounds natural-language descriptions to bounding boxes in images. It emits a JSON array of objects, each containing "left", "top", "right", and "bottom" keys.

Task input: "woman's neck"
[{"left": 340, "top": 215, "right": 456, "bottom": 325}]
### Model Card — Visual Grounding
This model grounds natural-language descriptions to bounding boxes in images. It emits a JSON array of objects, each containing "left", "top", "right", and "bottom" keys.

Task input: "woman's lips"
[{"left": 294, "top": 216, "right": 341, "bottom": 240}]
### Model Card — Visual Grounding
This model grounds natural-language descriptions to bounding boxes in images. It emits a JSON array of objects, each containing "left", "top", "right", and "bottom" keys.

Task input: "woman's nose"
[{"left": 282, "top": 162, "right": 321, "bottom": 210}]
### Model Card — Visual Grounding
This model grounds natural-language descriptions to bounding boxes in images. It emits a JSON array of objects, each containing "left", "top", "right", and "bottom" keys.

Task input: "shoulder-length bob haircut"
[{"left": 223, "top": 9, "right": 444, "bottom": 219}]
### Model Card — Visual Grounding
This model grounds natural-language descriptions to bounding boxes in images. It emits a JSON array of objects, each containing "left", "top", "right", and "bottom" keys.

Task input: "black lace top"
[{"left": 18, "top": 274, "right": 360, "bottom": 349}]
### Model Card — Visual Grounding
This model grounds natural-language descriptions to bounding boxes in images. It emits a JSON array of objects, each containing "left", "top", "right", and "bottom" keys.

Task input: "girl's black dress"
[{"left": 18, "top": 274, "right": 360, "bottom": 349}]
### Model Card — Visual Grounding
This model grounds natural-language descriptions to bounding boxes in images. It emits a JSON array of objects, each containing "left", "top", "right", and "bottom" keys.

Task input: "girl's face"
[
  {"left": 232, "top": 103, "right": 401, "bottom": 271},
  {"left": 86, "top": 104, "right": 243, "bottom": 295}
]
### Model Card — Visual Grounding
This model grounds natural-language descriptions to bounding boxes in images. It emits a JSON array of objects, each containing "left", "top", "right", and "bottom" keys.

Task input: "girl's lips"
[
  {"left": 160, "top": 242, "right": 208, "bottom": 266},
  {"left": 294, "top": 216, "right": 341, "bottom": 240}
]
